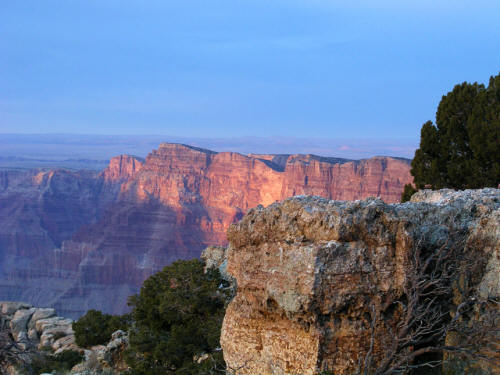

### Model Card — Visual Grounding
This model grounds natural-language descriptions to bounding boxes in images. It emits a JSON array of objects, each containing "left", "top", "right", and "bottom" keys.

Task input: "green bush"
[
  {"left": 125, "top": 259, "right": 230, "bottom": 375},
  {"left": 29, "top": 350, "right": 84, "bottom": 374},
  {"left": 401, "top": 183, "right": 417, "bottom": 202},
  {"left": 73, "top": 309, "right": 130, "bottom": 348}
]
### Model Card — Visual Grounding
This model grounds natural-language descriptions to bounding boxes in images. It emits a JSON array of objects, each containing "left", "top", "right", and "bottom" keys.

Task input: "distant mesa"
[{"left": 0, "top": 143, "right": 412, "bottom": 317}]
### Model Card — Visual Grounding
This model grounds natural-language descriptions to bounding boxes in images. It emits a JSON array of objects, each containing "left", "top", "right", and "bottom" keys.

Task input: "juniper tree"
[{"left": 411, "top": 72, "right": 500, "bottom": 190}]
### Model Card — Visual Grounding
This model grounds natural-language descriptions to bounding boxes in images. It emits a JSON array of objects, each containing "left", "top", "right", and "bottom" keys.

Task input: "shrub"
[
  {"left": 400, "top": 183, "right": 417, "bottom": 202},
  {"left": 73, "top": 309, "right": 130, "bottom": 348},
  {"left": 125, "top": 259, "right": 230, "bottom": 374},
  {"left": 29, "top": 350, "right": 84, "bottom": 374}
]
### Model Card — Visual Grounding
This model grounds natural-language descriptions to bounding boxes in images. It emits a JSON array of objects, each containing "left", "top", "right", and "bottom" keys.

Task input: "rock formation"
[
  {"left": 0, "top": 301, "right": 76, "bottom": 354},
  {"left": 0, "top": 143, "right": 412, "bottom": 317},
  {"left": 0, "top": 301, "right": 77, "bottom": 374},
  {"left": 221, "top": 189, "right": 500, "bottom": 375},
  {"left": 71, "top": 329, "right": 129, "bottom": 375},
  {"left": 0, "top": 301, "right": 131, "bottom": 375}
]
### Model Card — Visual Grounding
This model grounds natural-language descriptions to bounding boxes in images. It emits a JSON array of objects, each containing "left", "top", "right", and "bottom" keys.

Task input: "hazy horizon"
[
  {"left": 0, "top": 133, "right": 417, "bottom": 166},
  {"left": 2, "top": 1, "right": 500, "bottom": 141}
]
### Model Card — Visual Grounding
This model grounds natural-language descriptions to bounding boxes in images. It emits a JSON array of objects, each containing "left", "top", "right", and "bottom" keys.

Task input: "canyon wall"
[
  {"left": 220, "top": 189, "right": 500, "bottom": 375},
  {"left": 0, "top": 143, "right": 412, "bottom": 317}
]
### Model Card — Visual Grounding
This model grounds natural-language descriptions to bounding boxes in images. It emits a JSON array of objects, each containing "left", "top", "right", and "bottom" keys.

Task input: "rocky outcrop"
[
  {"left": 220, "top": 189, "right": 500, "bottom": 375},
  {"left": 0, "top": 144, "right": 412, "bottom": 317},
  {"left": 0, "top": 301, "right": 131, "bottom": 375},
  {"left": 102, "top": 155, "right": 144, "bottom": 183},
  {"left": 0, "top": 301, "right": 76, "bottom": 355},
  {"left": 71, "top": 330, "right": 129, "bottom": 375}
]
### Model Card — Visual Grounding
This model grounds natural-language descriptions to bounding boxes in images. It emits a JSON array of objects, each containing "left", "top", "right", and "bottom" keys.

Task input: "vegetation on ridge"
[
  {"left": 72, "top": 260, "right": 230, "bottom": 374},
  {"left": 124, "top": 259, "right": 230, "bottom": 374},
  {"left": 73, "top": 310, "right": 131, "bottom": 348},
  {"left": 402, "top": 71, "right": 500, "bottom": 202}
]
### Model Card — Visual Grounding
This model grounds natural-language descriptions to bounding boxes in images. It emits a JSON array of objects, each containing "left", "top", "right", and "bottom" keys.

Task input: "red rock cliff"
[
  {"left": 0, "top": 144, "right": 412, "bottom": 317},
  {"left": 120, "top": 143, "right": 412, "bottom": 245},
  {"left": 102, "top": 154, "right": 144, "bottom": 182}
]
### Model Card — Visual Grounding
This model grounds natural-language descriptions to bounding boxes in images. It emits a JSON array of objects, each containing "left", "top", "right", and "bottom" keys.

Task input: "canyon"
[{"left": 0, "top": 143, "right": 412, "bottom": 317}]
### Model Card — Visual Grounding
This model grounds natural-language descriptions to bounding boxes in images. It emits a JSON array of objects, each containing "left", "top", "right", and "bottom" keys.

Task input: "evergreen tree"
[
  {"left": 73, "top": 309, "right": 130, "bottom": 348},
  {"left": 411, "top": 72, "right": 500, "bottom": 189},
  {"left": 125, "top": 259, "right": 229, "bottom": 375},
  {"left": 400, "top": 183, "right": 417, "bottom": 203}
]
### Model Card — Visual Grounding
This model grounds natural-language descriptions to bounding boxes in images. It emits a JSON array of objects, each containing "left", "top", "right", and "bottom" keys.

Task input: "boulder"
[
  {"left": 52, "top": 334, "right": 76, "bottom": 351},
  {"left": 28, "top": 308, "right": 56, "bottom": 330},
  {"left": 201, "top": 245, "right": 233, "bottom": 283},
  {"left": 0, "top": 301, "right": 31, "bottom": 315},
  {"left": 221, "top": 189, "right": 500, "bottom": 375},
  {"left": 10, "top": 307, "right": 35, "bottom": 342},
  {"left": 27, "top": 328, "right": 38, "bottom": 341},
  {"left": 35, "top": 316, "right": 72, "bottom": 334}
]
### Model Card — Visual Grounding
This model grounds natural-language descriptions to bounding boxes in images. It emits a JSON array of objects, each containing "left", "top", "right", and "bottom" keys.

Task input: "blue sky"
[{"left": 1, "top": 0, "right": 499, "bottom": 143}]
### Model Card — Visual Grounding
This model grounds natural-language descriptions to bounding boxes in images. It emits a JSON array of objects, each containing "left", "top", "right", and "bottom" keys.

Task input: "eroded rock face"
[
  {"left": 221, "top": 189, "right": 500, "bottom": 375},
  {"left": 102, "top": 155, "right": 144, "bottom": 183},
  {"left": 0, "top": 301, "right": 76, "bottom": 355},
  {"left": 0, "top": 144, "right": 411, "bottom": 317}
]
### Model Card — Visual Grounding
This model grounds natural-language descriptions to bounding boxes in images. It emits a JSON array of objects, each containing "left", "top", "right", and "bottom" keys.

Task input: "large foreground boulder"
[{"left": 220, "top": 189, "right": 500, "bottom": 375}]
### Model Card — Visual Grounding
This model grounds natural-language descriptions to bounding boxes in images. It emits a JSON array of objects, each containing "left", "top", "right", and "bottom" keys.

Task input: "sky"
[{"left": 1, "top": 1, "right": 499, "bottom": 151}]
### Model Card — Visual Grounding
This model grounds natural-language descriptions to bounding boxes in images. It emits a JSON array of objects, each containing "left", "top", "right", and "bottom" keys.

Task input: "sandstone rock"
[
  {"left": 35, "top": 316, "right": 72, "bottom": 334},
  {"left": 102, "top": 154, "right": 144, "bottom": 182},
  {"left": 10, "top": 307, "right": 35, "bottom": 342},
  {"left": 201, "top": 245, "right": 232, "bottom": 279},
  {"left": 0, "top": 302, "right": 80, "bottom": 374},
  {"left": 52, "top": 334, "right": 76, "bottom": 352},
  {"left": 27, "top": 328, "right": 38, "bottom": 341},
  {"left": 28, "top": 308, "right": 56, "bottom": 330},
  {"left": 39, "top": 333, "right": 54, "bottom": 348},
  {"left": 221, "top": 189, "right": 500, "bottom": 375},
  {"left": 36, "top": 316, "right": 74, "bottom": 350},
  {"left": 0, "top": 302, "right": 31, "bottom": 315}
]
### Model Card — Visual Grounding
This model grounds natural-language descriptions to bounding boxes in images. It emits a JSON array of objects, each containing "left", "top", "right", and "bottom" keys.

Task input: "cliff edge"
[{"left": 221, "top": 189, "right": 499, "bottom": 374}]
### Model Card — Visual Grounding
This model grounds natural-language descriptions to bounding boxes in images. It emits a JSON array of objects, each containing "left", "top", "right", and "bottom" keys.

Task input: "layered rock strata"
[
  {"left": 0, "top": 301, "right": 76, "bottom": 354},
  {"left": 220, "top": 189, "right": 500, "bottom": 375},
  {"left": 0, "top": 143, "right": 412, "bottom": 317}
]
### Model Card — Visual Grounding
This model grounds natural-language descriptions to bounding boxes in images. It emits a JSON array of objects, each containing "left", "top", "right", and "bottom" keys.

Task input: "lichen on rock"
[{"left": 221, "top": 189, "right": 500, "bottom": 375}]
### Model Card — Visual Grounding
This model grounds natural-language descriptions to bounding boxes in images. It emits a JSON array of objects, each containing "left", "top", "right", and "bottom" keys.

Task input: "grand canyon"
[{"left": 0, "top": 143, "right": 412, "bottom": 317}]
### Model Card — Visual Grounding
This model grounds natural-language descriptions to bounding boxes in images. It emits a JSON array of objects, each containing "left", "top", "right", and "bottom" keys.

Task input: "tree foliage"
[
  {"left": 411, "top": 72, "right": 500, "bottom": 189},
  {"left": 401, "top": 183, "right": 417, "bottom": 203},
  {"left": 73, "top": 309, "right": 130, "bottom": 348},
  {"left": 28, "top": 350, "right": 84, "bottom": 375},
  {"left": 125, "top": 259, "right": 230, "bottom": 375}
]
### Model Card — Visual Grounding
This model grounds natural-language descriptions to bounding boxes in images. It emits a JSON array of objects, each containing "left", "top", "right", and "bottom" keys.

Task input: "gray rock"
[
  {"left": 0, "top": 301, "right": 31, "bottom": 315},
  {"left": 27, "top": 328, "right": 38, "bottom": 341},
  {"left": 39, "top": 332, "right": 54, "bottom": 348},
  {"left": 28, "top": 308, "right": 56, "bottom": 330},
  {"left": 201, "top": 246, "right": 227, "bottom": 272},
  {"left": 10, "top": 307, "right": 35, "bottom": 342},
  {"left": 43, "top": 325, "right": 74, "bottom": 337},
  {"left": 35, "top": 316, "right": 72, "bottom": 334},
  {"left": 201, "top": 245, "right": 234, "bottom": 285},
  {"left": 52, "top": 334, "right": 75, "bottom": 351}
]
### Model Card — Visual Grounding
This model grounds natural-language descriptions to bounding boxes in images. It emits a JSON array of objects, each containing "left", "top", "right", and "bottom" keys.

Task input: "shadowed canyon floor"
[{"left": 0, "top": 143, "right": 412, "bottom": 317}]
